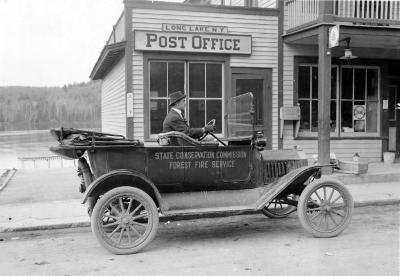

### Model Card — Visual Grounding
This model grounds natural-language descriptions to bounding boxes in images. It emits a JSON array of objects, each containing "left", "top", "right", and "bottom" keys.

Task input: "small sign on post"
[
  {"left": 280, "top": 106, "right": 301, "bottom": 138},
  {"left": 127, "top": 93, "right": 134, "bottom": 118},
  {"left": 328, "top": 25, "right": 340, "bottom": 48}
]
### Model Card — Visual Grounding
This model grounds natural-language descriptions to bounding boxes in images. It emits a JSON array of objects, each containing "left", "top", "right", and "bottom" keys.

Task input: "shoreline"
[
  {"left": 0, "top": 128, "right": 100, "bottom": 137},
  {"left": 0, "top": 129, "right": 50, "bottom": 137}
]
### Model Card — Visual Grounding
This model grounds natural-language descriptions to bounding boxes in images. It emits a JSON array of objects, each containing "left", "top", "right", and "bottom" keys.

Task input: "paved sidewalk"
[{"left": 0, "top": 162, "right": 399, "bottom": 233}]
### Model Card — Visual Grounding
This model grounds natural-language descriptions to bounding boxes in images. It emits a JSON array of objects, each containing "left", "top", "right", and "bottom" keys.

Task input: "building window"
[
  {"left": 297, "top": 65, "right": 379, "bottom": 136},
  {"left": 298, "top": 65, "right": 338, "bottom": 134},
  {"left": 149, "top": 60, "right": 223, "bottom": 136},
  {"left": 149, "top": 61, "right": 185, "bottom": 134},
  {"left": 340, "top": 67, "right": 379, "bottom": 134}
]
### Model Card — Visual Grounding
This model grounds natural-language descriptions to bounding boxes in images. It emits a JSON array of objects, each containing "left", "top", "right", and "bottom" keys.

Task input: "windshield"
[{"left": 226, "top": 92, "right": 254, "bottom": 139}]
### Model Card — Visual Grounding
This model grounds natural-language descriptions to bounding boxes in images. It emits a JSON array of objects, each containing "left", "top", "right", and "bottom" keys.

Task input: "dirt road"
[{"left": 0, "top": 205, "right": 398, "bottom": 276}]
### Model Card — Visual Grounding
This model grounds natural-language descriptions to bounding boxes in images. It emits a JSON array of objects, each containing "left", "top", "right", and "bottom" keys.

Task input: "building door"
[
  {"left": 231, "top": 68, "right": 272, "bottom": 149},
  {"left": 388, "top": 82, "right": 400, "bottom": 155}
]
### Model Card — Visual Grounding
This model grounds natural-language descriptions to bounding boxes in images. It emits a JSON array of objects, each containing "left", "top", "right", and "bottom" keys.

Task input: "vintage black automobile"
[{"left": 50, "top": 93, "right": 353, "bottom": 255}]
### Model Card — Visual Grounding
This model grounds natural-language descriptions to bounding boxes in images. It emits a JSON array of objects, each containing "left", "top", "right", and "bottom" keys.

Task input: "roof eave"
[{"left": 90, "top": 41, "right": 126, "bottom": 80}]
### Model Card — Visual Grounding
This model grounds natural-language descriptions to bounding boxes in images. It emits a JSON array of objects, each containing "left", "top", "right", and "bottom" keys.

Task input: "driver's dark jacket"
[{"left": 162, "top": 109, "right": 204, "bottom": 138}]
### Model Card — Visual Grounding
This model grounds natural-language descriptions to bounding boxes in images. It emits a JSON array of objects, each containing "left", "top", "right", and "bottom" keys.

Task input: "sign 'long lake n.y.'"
[{"left": 134, "top": 30, "right": 252, "bottom": 55}]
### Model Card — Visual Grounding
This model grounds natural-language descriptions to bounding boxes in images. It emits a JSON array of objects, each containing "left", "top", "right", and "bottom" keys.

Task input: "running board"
[
  {"left": 159, "top": 187, "right": 265, "bottom": 213},
  {"left": 162, "top": 206, "right": 257, "bottom": 217}
]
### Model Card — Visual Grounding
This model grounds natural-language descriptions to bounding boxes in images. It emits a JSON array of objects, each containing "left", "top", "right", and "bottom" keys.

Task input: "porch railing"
[
  {"left": 286, "top": 0, "right": 400, "bottom": 30},
  {"left": 286, "top": 0, "right": 320, "bottom": 29},
  {"left": 333, "top": 0, "right": 400, "bottom": 21}
]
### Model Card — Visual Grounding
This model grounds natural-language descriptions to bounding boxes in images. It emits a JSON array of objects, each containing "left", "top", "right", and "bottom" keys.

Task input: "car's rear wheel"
[
  {"left": 262, "top": 196, "right": 297, "bottom": 218},
  {"left": 297, "top": 179, "right": 353, "bottom": 238},
  {"left": 91, "top": 186, "right": 159, "bottom": 254}
]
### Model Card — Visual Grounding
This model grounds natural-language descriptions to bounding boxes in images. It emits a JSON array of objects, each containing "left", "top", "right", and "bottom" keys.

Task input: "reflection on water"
[{"left": 0, "top": 130, "right": 60, "bottom": 169}]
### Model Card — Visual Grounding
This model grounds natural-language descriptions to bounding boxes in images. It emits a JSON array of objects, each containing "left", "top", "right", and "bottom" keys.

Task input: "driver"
[{"left": 162, "top": 91, "right": 215, "bottom": 139}]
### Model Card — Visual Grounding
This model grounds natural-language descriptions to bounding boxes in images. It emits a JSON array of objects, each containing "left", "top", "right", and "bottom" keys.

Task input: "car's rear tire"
[
  {"left": 91, "top": 186, "right": 159, "bottom": 254},
  {"left": 262, "top": 197, "right": 297, "bottom": 219},
  {"left": 297, "top": 179, "right": 353, "bottom": 238}
]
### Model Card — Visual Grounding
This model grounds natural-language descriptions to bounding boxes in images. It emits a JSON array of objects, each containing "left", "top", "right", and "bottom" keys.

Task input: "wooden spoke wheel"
[
  {"left": 91, "top": 186, "right": 159, "bottom": 254},
  {"left": 298, "top": 179, "right": 353, "bottom": 238},
  {"left": 262, "top": 196, "right": 297, "bottom": 219}
]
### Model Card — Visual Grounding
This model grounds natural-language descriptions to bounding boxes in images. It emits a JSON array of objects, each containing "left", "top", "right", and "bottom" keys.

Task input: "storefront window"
[
  {"left": 298, "top": 66, "right": 338, "bottom": 133},
  {"left": 340, "top": 67, "right": 379, "bottom": 134},
  {"left": 149, "top": 61, "right": 223, "bottom": 136},
  {"left": 297, "top": 65, "right": 379, "bottom": 136}
]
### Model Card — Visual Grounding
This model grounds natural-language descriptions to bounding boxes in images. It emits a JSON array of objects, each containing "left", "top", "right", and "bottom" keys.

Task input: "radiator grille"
[{"left": 263, "top": 160, "right": 307, "bottom": 184}]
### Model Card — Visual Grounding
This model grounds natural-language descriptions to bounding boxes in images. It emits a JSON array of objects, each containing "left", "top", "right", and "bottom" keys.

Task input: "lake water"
[{"left": 0, "top": 130, "right": 70, "bottom": 169}]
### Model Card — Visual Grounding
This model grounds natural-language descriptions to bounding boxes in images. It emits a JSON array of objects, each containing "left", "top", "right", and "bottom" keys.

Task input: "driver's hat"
[{"left": 169, "top": 91, "right": 186, "bottom": 106}]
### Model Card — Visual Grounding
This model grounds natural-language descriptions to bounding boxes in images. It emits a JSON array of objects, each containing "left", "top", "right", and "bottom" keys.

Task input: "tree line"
[{"left": 0, "top": 81, "right": 101, "bottom": 131}]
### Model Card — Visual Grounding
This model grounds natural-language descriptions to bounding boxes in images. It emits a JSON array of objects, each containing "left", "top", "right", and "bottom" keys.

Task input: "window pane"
[
  {"left": 330, "top": 101, "right": 337, "bottom": 132},
  {"left": 206, "top": 100, "right": 222, "bottom": 134},
  {"left": 168, "top": 62, "right": 184, "bottom": 95},
  {"left": 342, "top": 68, "right": 353, "bottom": 99},
  {"left": 189, "top": 100, "right": 205, "bottom": 128},
  {"left": 235, "top": 78, "right": 264, "bottom": 125},
  {"left": 189, "top": 63, "right": 205, "bottom": 98},
  {"left": 331, "top": 67, "right": 337, "bottom": 100},
  {"left": 341, "top": 101, "right": 353, "bottom": 131},
  {"left": 354, "top": 119, "right": 365, "bottom": 132},
  {"left": 298, "top": 66, "right": 310, "bottom": 99},
  {"left": 354, "top": 69, "right": 366, "bottom": 100},
  {"left": 367, "top": 69, "right": 378, "bottom": 100},
  {"left": 366, "top": 101, "right": 378, "bottom": 133},
  {"left": 312, "top": 67, "right": 318, "bottom": 99},
  {"left": 299, "top": 100, "right": 310, "bottom": 131},
  {"left": 150, "top": 99, "right": 167, "bottom": 134},
  {"left": 150, "top": 62, "right": 167, "bottom": 97},
  {"left": 206, "top": 64, "right": 222, "bottom": 98},
  {"left": 311, "top": 100, "right": 318, "bottom": 132}
]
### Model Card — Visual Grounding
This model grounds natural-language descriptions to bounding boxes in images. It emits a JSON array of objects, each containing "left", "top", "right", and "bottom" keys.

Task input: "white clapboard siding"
[
  {"left": 131, "top": 8, "right": 279, "bottom": 147},
  {"left": 101, "top": 56, "right": 127, "bottom": 136},
  {"left": 284, "top": 139, "right": 382, "bottom": 163}
]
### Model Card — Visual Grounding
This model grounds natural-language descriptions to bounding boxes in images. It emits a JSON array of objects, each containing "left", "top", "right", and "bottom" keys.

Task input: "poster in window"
[{"left": 353, "top": 105, "right": 366, "bottom": 132}]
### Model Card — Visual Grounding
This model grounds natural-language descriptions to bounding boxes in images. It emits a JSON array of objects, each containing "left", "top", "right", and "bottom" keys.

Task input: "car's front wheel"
[
  {"left": 91, "top": 186, "right": 159, "bottom": 254},
  {"left": 297, "top": 179, "right": 353, "bottom": 238}
]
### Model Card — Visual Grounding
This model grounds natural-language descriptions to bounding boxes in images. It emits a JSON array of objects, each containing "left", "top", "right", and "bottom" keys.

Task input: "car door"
[
  {"left": 182, "top": 144, "right": 220, "bottom": 191},
  {"left": 217, "top": 145, "right": 253, "bottom": 190}
]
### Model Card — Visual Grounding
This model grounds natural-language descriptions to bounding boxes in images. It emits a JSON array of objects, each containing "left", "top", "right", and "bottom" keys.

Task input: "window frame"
[
  {"left": 297, "top": 64, "right": 340, "bottom": 137},
  {"left": 340, "top": 65, "right": 380, "bottom": 137},
  {"left": 296, "top": 64, "right": 380, "bottom": 138},
  {"left": 187, "top": 61, "right": 224, "bottom": 132},
  {"left": 143, "top": 53, "right": 229, "bottom": 141}
]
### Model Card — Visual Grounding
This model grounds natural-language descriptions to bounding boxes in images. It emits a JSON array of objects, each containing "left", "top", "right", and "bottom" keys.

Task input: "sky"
[{"left": 0, "top": 0, "right": 124, "bottom": 87}]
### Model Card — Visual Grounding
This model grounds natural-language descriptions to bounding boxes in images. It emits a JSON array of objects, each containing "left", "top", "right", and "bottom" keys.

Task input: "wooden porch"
[{"left": 286, "top": 0, "right": 400, "bottom": 31}]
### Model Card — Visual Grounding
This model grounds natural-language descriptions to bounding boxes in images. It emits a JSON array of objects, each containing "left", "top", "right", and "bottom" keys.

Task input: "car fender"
[
  {"left": 82, "top": 169, "right": 164, "bottom": 209},
  {"left": 255, "top": 165, "right": 325, "bottom": 209}
]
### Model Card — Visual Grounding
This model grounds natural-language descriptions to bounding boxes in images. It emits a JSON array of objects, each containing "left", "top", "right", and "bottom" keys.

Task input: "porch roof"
[{"left": 284, "top": 24, "right": 400, "bottom": 50}]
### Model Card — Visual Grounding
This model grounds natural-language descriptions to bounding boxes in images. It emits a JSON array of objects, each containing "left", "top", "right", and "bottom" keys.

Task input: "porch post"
[
  {"left": 317, "top": 1, "right": 333, "bottom": 169},
  {"left": 317, "top": 26, "right": 331, "bottom": 168}
]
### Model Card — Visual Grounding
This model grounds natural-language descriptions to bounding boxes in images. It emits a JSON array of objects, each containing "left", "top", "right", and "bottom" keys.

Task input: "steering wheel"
[
  {"left": 207, "top": 119, "right": 216, "bottom": 127},
  {"left": 198, "top": 119, "right": 226, "bottom": 146},
  {"left": 198, "top": 119, "right": 216, "bottom": 141}
]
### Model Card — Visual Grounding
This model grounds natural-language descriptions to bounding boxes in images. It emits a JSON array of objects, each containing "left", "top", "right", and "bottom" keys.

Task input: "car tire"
[
  {"left": 91, "top": 186, "right": 159, "bottom": 254},
  {"left": 297, "top": 178, "right": 353, "bottom": 238},
  {"left": 262, "top": 197, "right": 297, "bottom": 219}
]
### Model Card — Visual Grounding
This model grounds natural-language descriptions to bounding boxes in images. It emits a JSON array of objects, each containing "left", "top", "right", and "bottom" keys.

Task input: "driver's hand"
[{"left": 204, "top": 124, "right": 216, "bottom": 133}]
